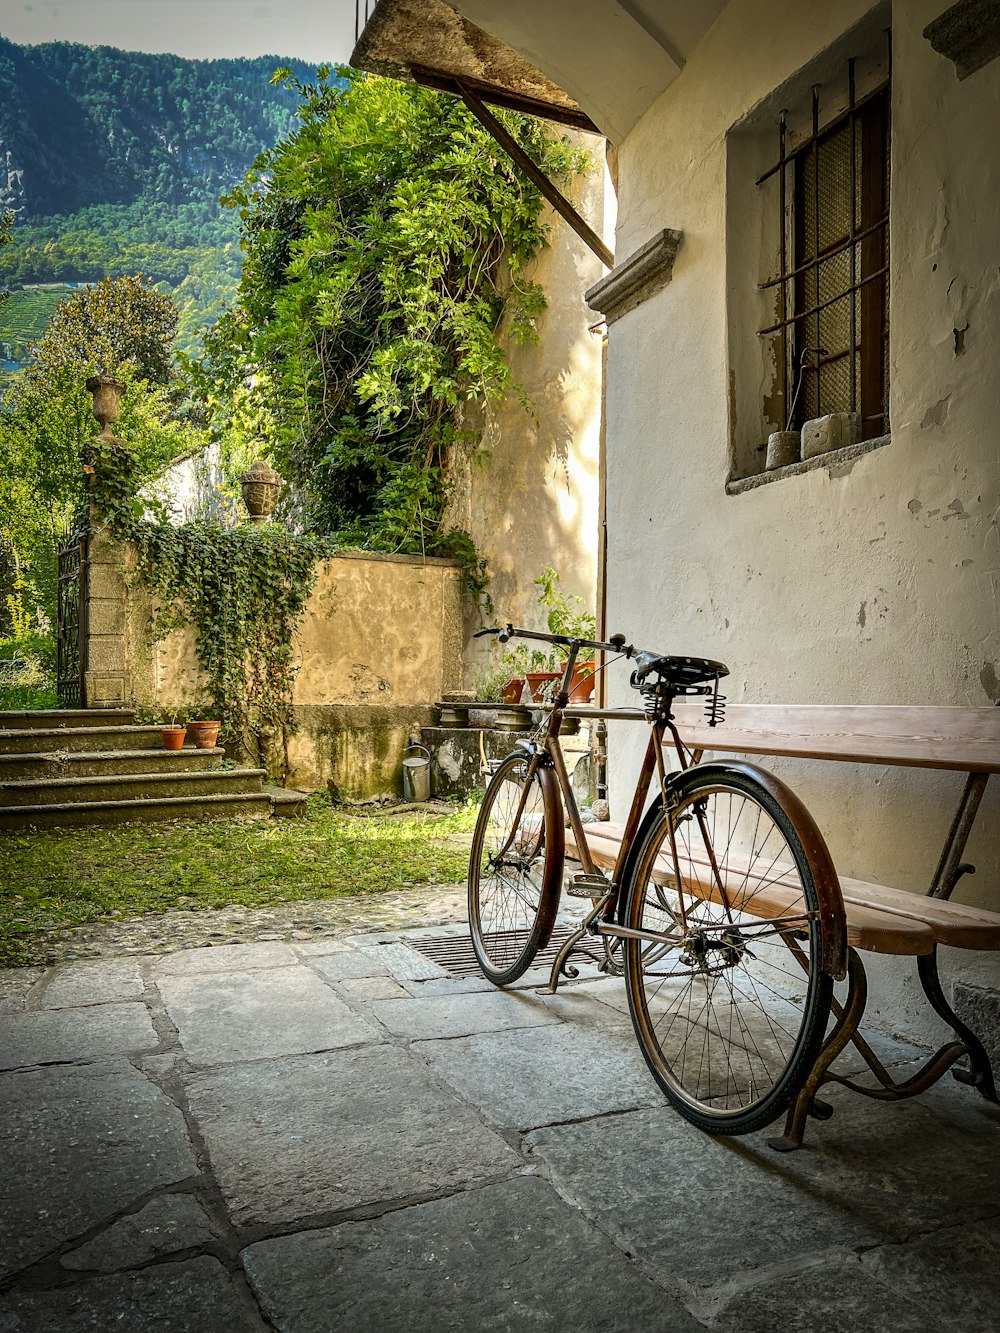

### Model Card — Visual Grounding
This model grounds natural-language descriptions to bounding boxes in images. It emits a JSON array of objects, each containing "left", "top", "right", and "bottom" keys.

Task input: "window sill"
[{"left": 726, "top": 434, "right": 890, "bottom": 495}]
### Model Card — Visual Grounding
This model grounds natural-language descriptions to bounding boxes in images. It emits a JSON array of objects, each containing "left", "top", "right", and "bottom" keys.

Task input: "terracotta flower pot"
[
  {"left": 161, "top": 726, "right": 187, "bottom": 751},
  {"left": 569, "top": 662, "right": 596, "bottom": 703},
  {"left": 187, "top": 720, "right": 221, "bottom": 750},
  {"left": 524, "top": 671, "right": 560, "bottom": 703},
  {"left": 501, "top": 678, "right": 524, "bottom": 705}
]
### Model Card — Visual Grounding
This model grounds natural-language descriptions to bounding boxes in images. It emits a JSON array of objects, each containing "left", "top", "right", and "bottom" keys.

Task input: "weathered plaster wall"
[
  {"left": 126, "top": 550, "right": 464, "bottom": 797},
  {"left": 445, "top": 134, "right": 612, "bottom": 676},
  {"left": 603, "top": 0, "right": 1000, "bottom": 1038}
]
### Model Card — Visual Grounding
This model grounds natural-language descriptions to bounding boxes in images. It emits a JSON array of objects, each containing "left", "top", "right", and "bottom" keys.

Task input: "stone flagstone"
[
  {"left": 527, "top": 1085, "right": 1000, "bottom": 1301},
  {"left": 39, "top": 959, "right": 144, "bottom": 1009},
  {"left": 154, "top": 942, "right": 298, "bottom": 975},
  {"left": 418, "top": 1020, "right": 663, "bottom": 1130},
  {"left": 368, "top": 987, "right": 562, "bottom": 1040},
  {"left": 0, "top": 1061, "right": 197, "bottom": 1281},
  {"left": 242, "top": 1175, "right": 704, "bottom": 1333},
  {"left": 0, "top": 1002, "right": 158, "bottom": 1071},
  {"left": 158, "top": 966, "right": 379, "bottom": 1066},
  {"left": 184, "top": 1045, "right": 518, "bottom": 1228},
  {"left": 61, "top": 1194, "right": 221, "bottom": 1272},
  {"left": 0, "top": 1257, "right": 262, "bottom": 1332}
]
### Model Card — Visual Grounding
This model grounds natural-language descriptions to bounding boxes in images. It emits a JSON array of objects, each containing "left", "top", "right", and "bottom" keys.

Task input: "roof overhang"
[{"left": 352, "top": 0, "right": 601, "bottom": 134}]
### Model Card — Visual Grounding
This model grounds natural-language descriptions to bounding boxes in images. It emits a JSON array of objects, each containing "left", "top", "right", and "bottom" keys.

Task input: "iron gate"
[{"left": 56, "top": 530, "right": 88, "bottom": 707}]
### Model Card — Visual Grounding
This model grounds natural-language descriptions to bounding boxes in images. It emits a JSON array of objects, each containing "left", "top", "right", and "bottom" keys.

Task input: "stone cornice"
[
  {"left": 585, "top": 228, "right": 683, "bottom": 324},
  {"left": 924, "top": 0, "right": 1000, "bottom": 79}
]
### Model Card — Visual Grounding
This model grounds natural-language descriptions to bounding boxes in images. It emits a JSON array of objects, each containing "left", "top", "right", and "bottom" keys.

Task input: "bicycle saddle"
[{"left": 630, "top": 651, "right": 729, "bottom": 693}]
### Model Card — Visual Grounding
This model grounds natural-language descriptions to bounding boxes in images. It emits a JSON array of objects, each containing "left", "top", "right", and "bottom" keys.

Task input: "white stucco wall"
[
  {"left": 446, "top": 134, "right": 614, "bottom": 672},
  {"left": 602, "top": 0, "right": 1000, "bottom": 1038}
]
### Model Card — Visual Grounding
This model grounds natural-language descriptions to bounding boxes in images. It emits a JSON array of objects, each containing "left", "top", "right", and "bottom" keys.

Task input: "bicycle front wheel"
[
  {"left": 622, "top": 764, "right": 835, "bottom": 1135},
  {"left": 468, "top": 752, "right": 564, "bottom": 985}
]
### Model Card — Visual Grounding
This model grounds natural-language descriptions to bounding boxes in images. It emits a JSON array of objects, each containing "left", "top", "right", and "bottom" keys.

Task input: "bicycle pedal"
[{"left": 568, "top": 873, "right": 611, "bottom": 899}]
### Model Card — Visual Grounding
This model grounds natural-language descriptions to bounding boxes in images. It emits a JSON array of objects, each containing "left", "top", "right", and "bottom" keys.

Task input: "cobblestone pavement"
[
  {"left": 1, "top": 911, "right": 999, "bottom": 1331},
  {"left": 17, "top": 886, "right": 469, "bottom": 965}
]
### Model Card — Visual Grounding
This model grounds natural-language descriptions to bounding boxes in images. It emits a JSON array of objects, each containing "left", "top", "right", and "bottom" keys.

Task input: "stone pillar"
[{"left": 82, "top": 374, "right": 130, "bottom": 708}]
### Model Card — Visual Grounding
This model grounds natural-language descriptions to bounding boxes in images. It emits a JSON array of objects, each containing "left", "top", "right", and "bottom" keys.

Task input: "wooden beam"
[{"left": 454, "top": 80, "right": 614, "bottom": 270}]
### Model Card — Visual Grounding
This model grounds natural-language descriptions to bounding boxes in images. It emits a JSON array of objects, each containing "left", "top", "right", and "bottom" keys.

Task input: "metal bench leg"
[
  {"left": 768, "top": 948, "right": 868, "bottom": 1152},
  {"left": 917, "top": 948, "right": 999, "bottom": 1103}
]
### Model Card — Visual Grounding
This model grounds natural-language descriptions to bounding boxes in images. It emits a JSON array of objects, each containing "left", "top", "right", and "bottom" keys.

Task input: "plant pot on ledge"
[
  {"left": 524, "top": 671, "right": 560, "bottom": 703},
  {"left": 187, "top": 720, "right": 221, "bottom": 750},
  {"left": 501, "top": 678, "right": 524, "bottom": 705},
  {"left": 569, "top": 663, "right": 596, "bottom": 703},
  {"left": 161, "top": 726, "right": 187, "bottom": 751}
]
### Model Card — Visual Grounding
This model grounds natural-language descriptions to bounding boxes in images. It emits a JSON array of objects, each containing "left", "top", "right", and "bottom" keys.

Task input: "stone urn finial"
[
  {"left": 240, "top": 459, "right": 283, "bottom": 524},
  {"left": 86, "top": 373, "right": 126, "bottom": 435}
]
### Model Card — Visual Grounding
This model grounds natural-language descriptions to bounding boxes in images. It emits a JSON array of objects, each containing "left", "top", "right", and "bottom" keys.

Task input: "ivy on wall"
[{"left": 90, "top": 436, "right": 331, "bottom": 774}]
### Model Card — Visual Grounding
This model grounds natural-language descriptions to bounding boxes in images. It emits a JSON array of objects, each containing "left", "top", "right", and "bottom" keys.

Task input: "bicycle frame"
[{"left": 480, "top": 626, "right": 708, "bottom": 991}]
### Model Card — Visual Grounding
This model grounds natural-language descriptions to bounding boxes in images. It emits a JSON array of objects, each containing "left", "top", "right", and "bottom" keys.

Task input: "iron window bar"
[
  {"left": 758, "top": 216, "right": 887, "bottom": 291},
  {"left": 754, "top": 78, "right": 890, "bottom": 187},
  {"left": 757, "top": 264, "right": 888, "bottom": 337},
  {"left": 756, "top": 36, "right": 890, "bottom": 437}
]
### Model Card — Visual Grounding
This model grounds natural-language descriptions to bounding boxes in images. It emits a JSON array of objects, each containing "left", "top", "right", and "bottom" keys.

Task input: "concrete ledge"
[
  {"left": 586, "top": 228, "right": 683, "bottom": 324},
  {"left": 726, "top": 434, "right": 891, "bottom": 495}
]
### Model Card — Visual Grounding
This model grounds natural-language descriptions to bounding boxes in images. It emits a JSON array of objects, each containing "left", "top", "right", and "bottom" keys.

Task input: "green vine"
[{"left": 90, "top": 436, "right": 331, "bottom": 775}]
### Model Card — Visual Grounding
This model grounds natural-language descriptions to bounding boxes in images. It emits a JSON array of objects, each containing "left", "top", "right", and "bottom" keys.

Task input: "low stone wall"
[{"left": 119, "top": 548, "right": 465, "bottom": 798}]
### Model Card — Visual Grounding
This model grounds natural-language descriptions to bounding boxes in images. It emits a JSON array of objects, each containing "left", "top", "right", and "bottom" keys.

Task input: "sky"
[{"left": 0, "top": 0, "right": 358, "bottom": 63}]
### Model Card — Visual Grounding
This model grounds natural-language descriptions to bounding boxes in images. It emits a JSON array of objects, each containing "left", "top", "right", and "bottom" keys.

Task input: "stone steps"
[
  {"left": 0, "top": 725, "right": 169, "bottom": 755},
  {"left": 0, "top": 710, "right": 306, "bottom": 830},
  {"left": 0, "top": 767, "right": 269, "bottom": 807},
  {"left": 0, "top": 747, "right": 226, "bottom": 782},
  {"left": 0, "top": 791, "right": 274, "bottom": 832},
  {"left": 0, "top": 708, "right": 136, "bottom": 730}
]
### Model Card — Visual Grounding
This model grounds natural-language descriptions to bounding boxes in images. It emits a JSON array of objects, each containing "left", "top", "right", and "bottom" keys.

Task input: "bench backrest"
[{"left": 669, "top": 703, "right": 1000, "bottom": 774}]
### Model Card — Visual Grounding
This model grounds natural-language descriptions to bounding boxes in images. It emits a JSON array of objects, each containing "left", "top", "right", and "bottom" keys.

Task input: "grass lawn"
[{"left": 0, "top": 795, "right": 478, "bottom": 968}]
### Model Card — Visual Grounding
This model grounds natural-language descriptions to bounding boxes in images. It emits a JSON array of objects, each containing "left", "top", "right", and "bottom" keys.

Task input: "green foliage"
[
  {"left": 200, "top": 68, "right": 585, "bottom": 590},
  {"left": 0, "top": 277, "right": 202, "bottom": 630},
  {"left": 0, "top": 628, "right": 57, "bottom": 711},
  {"left": 533, "top": 565, "right": 597, "bottom": 664}
]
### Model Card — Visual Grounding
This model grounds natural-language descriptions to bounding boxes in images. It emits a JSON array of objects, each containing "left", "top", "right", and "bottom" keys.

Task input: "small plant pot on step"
[
  {"left": 187, "top": 720, "right": 220, "bottom": 749},
  {"left": 161, "top": 726, "right": 187, "bottom": 751}
]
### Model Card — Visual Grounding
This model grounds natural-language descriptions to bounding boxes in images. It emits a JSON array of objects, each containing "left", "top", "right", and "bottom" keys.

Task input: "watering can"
[{"left": 401, "top": 743, "right": 431, "bottom": 802}]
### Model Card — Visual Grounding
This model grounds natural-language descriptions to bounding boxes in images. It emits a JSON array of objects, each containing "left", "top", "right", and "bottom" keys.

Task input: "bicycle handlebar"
[{"left": 473, "top": 624, "right": 634, "bottom": 657}]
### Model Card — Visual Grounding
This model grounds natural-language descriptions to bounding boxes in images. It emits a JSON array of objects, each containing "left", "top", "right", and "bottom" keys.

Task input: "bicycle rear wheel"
[
  {"left": 622, "top": 764, "right": 835, "bottom": 1135},
  {"left": 468, "top": 751, "right": 564, "bottom": 985}
]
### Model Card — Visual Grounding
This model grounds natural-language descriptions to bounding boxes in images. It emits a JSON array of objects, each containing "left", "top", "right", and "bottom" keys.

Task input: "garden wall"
[{"left": 123, "top": 549, "right": 464, "bottom": 798}]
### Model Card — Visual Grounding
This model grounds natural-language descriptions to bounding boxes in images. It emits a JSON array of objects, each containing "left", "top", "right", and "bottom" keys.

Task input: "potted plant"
[
  {"left": 532, "top": 566, "right": 598, "bottom": 703},
  {"left": 187, "top": 719, "right": 221, "bottom": 750},
  {"left": 160, "top": 712, "right": 187, "bottom": 751}
]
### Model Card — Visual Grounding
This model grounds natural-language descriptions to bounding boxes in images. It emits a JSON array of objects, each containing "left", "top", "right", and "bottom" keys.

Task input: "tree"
[
  {"left": 0, "top": 276, "right": 202, "bottom": 630},
  {"left": 199, "top": 67, "right": 584, "bottom": 564},
  {"left": 32, "top": 273, "right": 178, "bottom": 385}
]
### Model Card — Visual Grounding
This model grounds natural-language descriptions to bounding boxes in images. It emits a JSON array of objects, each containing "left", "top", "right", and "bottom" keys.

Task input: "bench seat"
[{"left": 565, "top": 821, "right": 956, "bottom": 958}]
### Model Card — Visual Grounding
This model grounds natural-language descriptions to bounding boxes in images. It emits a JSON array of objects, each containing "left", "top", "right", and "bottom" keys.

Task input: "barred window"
[{"left": 758, "top": 57, "right": 890, "bottom": 442}]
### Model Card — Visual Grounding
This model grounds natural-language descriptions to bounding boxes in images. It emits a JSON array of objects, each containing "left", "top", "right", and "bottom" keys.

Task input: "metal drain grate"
[{"left": 403, "top": 927, "right": 585, "bottom": 979}]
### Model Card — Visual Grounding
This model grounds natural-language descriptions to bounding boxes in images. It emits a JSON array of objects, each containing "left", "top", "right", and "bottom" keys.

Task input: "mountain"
[
  {"left": 0, "top": 39, "right": 320, "bottom": 359},
  {"left": 0, "top": 39, "right": 315, "bottom": 219}
]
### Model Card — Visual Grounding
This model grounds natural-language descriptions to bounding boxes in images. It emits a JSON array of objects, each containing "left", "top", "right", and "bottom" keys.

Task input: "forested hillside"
[{"left": 0, "top": 39, "right": 318, "bottom": 356}]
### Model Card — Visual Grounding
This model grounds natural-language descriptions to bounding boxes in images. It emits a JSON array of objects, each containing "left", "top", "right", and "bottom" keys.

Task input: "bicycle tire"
[
  {"left": 468, "top": 751, "right": 564, "bottom": 985},
  {"left": 622, "top": 763, "right": 835, "bottom": 1135}
]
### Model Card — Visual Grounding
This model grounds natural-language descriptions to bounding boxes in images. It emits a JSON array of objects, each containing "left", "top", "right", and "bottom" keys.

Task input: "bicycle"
[{"left": 468, "top": 624, "right": 847, "bottom": 1136}]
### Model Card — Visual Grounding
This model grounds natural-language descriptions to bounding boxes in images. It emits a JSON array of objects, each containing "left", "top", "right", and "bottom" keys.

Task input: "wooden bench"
[{"left": 564, "top": 702, "right": 1000, "bottom": 1148}]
